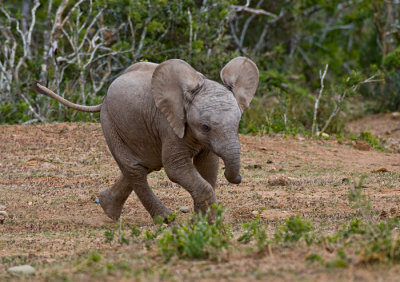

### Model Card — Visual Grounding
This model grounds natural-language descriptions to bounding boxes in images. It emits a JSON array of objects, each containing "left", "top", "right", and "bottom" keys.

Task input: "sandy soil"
[{"left": 0, "top": 116, "right": 399, "bottom": 281}]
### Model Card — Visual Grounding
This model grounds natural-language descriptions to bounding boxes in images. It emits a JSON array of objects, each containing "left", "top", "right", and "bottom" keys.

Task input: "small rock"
[
  {"left": 245, "top": 164, "right": 262, "bottom": 169},
  {"left": 28, "top": 201, "right": 33, "bottom": 206},
  {"left": 385, "top": 138, "right": 400, "bottom": 153},
  {"left": 371, "top": 168, "right": 389, "bottom": 173},
  {"left": 391, "top": 112, "right": 400, "bottom": 119},
  {"left": 267, "top": 160, "right": 273, "bottom": 164},
  {"left": 259, "top": 147, "right": 267, "bottom": 151},
  {"left": 179, "top": 206, "right": 190, "bottom": 213},
  {"left": 24, "top": 157, "right": 49, "bottom": 166},
  {"left": 0, "top": 211, "right": 8, "bottom": 224},
  {"left": 317, "top": 132, "right": 329, "bottom": 138},
  {"left": 353, "top": 141, "right": 371, "bottom": 151},
  {"left": 8, "top": 265, "right": 36, "bottom": 275},
  {"left": 94, "top": 198, "right": 100, "bottom": 204},
  {"left": 268, "top": 175, "right": 289, "bottom": 186},
  {"left": 251, "top": 210, "right": 259, "bottom": 216},
  {"left": 265, "top": 96, "right": 280, "bottom": 105}
]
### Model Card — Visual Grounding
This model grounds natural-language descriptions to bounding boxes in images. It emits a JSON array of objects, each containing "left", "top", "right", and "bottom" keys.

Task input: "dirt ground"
[{"left": 1, "top": 114, "right": 400, "bottom": 281}]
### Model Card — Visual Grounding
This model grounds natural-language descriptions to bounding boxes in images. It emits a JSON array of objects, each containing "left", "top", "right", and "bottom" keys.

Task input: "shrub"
[
  {"left": 275, "top": 215, "right": 314, "bottom": 245},
  {"left": 158, "top": 205, "right": 231, "bottom": 261},
  {"left": 237, "top": 216, "right": 269, "bottom": 252}
]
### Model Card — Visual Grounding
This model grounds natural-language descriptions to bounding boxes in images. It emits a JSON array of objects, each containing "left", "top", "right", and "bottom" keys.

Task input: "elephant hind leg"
[
  {"left": 100, "top": 108, "right": 172, "bottom": 221},
  {"left": 99, "top": 174, "right": 132, "bottom": 220},
  {"left": 99, "top": 170, "right": 172, "bottom": 221}
]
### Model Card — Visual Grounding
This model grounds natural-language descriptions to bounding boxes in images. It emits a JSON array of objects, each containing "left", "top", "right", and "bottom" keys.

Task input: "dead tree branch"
[{"left": 312, "top": 64, "right": 328, "bottom": 136}]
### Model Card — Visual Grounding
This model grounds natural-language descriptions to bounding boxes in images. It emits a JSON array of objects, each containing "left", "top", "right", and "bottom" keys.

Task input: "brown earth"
[{"left": 0, "top": 116, "right": 400, "bottom": 281}]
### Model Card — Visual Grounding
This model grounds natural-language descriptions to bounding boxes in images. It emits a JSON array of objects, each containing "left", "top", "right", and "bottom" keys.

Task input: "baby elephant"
[{"left": 34, "top": 57, "right": 259, "bottom": 221}]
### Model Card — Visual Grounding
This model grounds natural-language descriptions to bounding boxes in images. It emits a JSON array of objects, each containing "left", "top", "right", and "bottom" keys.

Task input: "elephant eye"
[{"left": 201, "top": 124, "right": 210, "bottom": 132}]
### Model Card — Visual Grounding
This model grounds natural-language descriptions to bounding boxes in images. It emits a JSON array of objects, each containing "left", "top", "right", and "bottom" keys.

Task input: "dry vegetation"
[{"left": 1, "top": 117, "right": 400, "bottom": 281}]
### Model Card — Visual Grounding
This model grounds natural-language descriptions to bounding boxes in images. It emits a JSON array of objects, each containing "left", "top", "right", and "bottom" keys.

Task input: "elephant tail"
[{"left": 33, "top": 82, "right": 102, "bottom": 113}]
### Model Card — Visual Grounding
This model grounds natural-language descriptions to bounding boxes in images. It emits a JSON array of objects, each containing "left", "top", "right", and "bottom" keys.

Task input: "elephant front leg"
[
  {"left": 163, "top": 148, "right": 217, "bottom": 214},
  {"left": 194, "top": 149, "right": 219, "bottom": 190}
]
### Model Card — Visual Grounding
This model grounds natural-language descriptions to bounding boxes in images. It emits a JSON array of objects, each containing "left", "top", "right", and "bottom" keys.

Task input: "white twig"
[
  {"left": 320, "top": 73, "right": 383, "bottom": 133},
  {"left": 188, "top": 9, "right": 193, "bottom": 59},
  {"left": 312, "top": 64, "right": 328, "bottom": 136},
  {"left": 230, "top": 4, "right": 277, "bottom": 18}
]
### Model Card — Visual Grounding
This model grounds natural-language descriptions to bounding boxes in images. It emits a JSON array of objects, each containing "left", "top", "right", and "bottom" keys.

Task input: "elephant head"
[{"left": 151, "top": 57, "right": 259, "bottom": 184}]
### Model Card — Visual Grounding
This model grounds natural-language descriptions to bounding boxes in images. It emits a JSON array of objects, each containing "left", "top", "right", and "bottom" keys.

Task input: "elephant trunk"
[{"left": 214, "top": 140, "right": 242, "bottom": 184}]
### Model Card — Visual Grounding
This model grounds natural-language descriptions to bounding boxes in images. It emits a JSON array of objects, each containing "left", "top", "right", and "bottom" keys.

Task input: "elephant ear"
[
  {"left": 152, "top": 59, "right": 204, "bottom": 138},
  {"left": 220, "top": 57, "right": 259, "bottom": 113}
]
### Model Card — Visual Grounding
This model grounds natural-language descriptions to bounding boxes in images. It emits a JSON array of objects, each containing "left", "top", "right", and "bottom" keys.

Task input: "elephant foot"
[
  {"left": 98, "top": 188, "right": 124, "bottom": 221},
  {"left": 151, "top": 208, "right": 174, "bottom": 224},
  {"left": 194, "top": 196, "right": 217, "bottom": 222}
]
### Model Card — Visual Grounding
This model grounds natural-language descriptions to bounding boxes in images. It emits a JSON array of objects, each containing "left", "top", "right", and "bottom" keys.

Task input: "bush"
[
  {"left": 158, "top": 205, "right": 231, "bottom": 261},
  {"left": 275, "top": 215, "right": 314, "bottom": 245},
  {"left": 237, "top": 216, "right": 269, "bottom": 252}
]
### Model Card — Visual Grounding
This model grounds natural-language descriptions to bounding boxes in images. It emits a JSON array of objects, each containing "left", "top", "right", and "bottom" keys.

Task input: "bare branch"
[
  {"left": 27, "top": 0, "right": 41, "bottom": 57},
  {"left": 230, "top": 4, "right": 277, "bottom": 18},
  {"left": 320, "top": 73, "right": 383, "bottom": 133},
  {"left": 188, "top": 8, "right": 193, "bottom": 59},
  {"left": 60, "top": 0, "right": 86, "bottom": 31},
  {"left": 312, "top": 64, "right": 328, "bottom": 136}
]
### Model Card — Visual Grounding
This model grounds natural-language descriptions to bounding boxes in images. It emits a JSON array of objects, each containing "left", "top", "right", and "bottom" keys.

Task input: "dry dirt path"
[{"left": 0, "top": 122, "right": 399, "bottom": 281}]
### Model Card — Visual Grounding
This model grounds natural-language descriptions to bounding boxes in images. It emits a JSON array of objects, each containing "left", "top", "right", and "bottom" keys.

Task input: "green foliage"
[
  {"left": 305, "top": 253, "right": 325, "bottom": 264},
  {"left": 130, "top": 224, "right": 141, "bottom": 238},
  {"left": 275, "top": 215, "right": 314, "bottom": 244},
  {"left": 359, "top": 132, "right": 386, "bottom": 152},
  {"left": 104, "top": 218, "right": 141, "bottom": 245},
  {"left": 0, "top": 101, "right": 30, "bottom": 124},
  {"left": 314, "top": 176, "right": 400, "bottom": 267},
  {"left": 158, "top": 205, "right": 231, "bottom": 261},
  {"left": 89, "top": 252, "right": 102, "bottom": 263},
  {"left": 104, "top": 229, "right": 114, "bottom": 244},
  {"left": 383, "top": 48, "right": 400, "bottom": 72},
  {"left": 1, "top": 0, "right": 398, "bottom": 130},
  {"left": 326, "top": 217, "right": 400, "bottom": 265},
  {"left": 358, "top": 218, "right": 400, "bottom": 263},
  {"left": 325, "top": 249, "right": 349, "bottom": 268},
  {"left": 118, "top": 219, "right": 130, "bottom": 245},
  {"left": 237, "top": 216, "right": 269, "bottom": 252}
]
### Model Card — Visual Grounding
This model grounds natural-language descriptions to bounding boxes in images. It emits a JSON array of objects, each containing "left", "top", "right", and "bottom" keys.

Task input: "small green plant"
[
  {"left": 104, "top": 229, "right": 114, "bottom": 244},
  {"left": 89, "top": 252, "right": 102, "bottom": 263},
  {"left": 326, "top": 178, "right": 400, "bottom": 265},
  {"left": 347, "top": 176, "right": 375, "bottom": 220},
  {"left": 131, "top": 224, "right": 141, "bottom": 238},
  {"left": 305, "top": 253, "right": 325, "bottom": 264},
  {"left": 357, "top": 218, "right": 400, "bottom": 263},
  {"left": 144, "top": 216, "right": 169, "bottom": 241},
  {"left": 275, "top": 215, "right": 314, "bottom": 245},
  {"left": 104, "top": 218, "right": 132, "bottom": 245},
  {"left": 325, "top": 249, "right": 349, "bottom": 268},
  {"left": 327, "top": 219, "right": 366, "bottom": 244},
  {"left": 238, "top": 216, "right": 269, "bottom": 252},
  {"left": 118, "top": 218, "right": 130, "bottom": 245},
  {"left": 158, "top": 205, "right": 231, "bottom": 261}
]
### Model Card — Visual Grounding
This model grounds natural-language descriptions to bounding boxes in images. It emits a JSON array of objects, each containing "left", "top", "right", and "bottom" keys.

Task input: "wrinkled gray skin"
[{"left": 34, "top": 57, "right": 259, "bottom": 221}]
